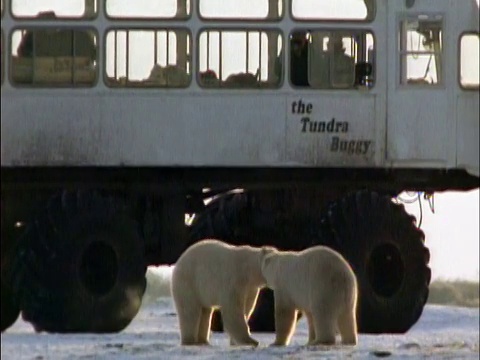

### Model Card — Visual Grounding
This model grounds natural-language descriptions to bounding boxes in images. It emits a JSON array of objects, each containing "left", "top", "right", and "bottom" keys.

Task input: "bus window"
[
  {"left": 105, "top": 29, "right": 191, "bottom": 88},
  {"left": 106, "top": 0, "right": 189, "bottom": 19},
  {"left": 198, "top": 30, "right": 282, "bottom": 88},
  {"left": 11, "top": 0, "right": 96, "bottom": 19},
  {"left": 199, "top": 0, "right": 282, "bottom": 20},
  {"left": 400, "top": 17, "right": 443, "bottom": 86},
  {"left": 460, "top": 33, "right": 479, "bottom": 90},
  {"left": 292, "top": 0, "right": 374, "bottom": 21},
  {"left": 11, "top": 29, "right": 97, "bottom": 87},
  {"left": 290, "top": 30, "right": 375, "bottom": 89}
]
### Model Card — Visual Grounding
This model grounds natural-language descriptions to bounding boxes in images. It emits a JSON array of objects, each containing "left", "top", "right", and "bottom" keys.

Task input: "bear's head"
[{"left": 260, "top": 246, "right": 279, "bottom": 288}]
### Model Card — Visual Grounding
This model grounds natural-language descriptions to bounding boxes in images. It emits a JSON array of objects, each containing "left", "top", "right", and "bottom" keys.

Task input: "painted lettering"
[
  {"left": 292, "top": 100, "right": 313, "bottom": 114},
  {"left": 300, "top": 117, "right": 349, "bottom": 134},
  {"left": 330, "top": 136, "right": 372, "bottom": 155}
]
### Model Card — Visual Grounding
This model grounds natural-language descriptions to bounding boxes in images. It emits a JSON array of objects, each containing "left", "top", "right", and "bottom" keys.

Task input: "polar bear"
[
  {"left": 171, "top": 239, "right": 272, "bottom": 346},
  {"left": 262, "top": 245, "right": 358, "bottom": 346}
]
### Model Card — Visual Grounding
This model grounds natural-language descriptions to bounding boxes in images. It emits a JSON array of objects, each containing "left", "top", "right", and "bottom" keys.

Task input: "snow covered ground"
[{"left": 2, "top": 268, "right": 479, "bottom": 360}]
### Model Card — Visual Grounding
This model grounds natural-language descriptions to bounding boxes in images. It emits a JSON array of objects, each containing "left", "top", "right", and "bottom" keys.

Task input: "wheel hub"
[
  {"left": 367, "top": 243, "right": 404, "bottom": 298},
  {"left": 80, "top": 241, "right": 118, "bottom": 296}
]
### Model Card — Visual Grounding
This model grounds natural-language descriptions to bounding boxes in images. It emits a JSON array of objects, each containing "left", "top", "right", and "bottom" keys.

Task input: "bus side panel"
[
  {"left": 0, "top": 93, "right": 287, "bottom": 167},
  {"left": 456, "top": 94, "right": 480, "bottom": 176}
]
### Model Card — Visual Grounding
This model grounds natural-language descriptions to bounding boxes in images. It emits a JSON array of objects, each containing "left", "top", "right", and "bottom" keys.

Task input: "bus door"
[{"left": 386, "top": 13, "right": 449, "bottom": 165}]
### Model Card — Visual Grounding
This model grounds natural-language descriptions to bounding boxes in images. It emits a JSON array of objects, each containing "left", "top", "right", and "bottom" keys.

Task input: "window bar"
[
  {"left": 187, "top": 37, "right": 191, "bottom": 74},
  {"left": 114, "top": 30, "right": 118, "bottom": 80},
  {"left": 258, "top": 31, "right": 262, "bottom": 82},
  {"left": 401, "top": 23, "right": 407, "bottom": 83},
  {"left": 246, "top": 31, "right": 249, "bottom": 73},
  {"left": 72, "top": 30, "right": 76, "bottom": 85},
  {"left": 126, "top": 31, "right": 130, "bottom": 83},
  {"left": 154, "top": 30, "right": 158, "bottom": 65},
  {"left": 330, "top": 33, "right": 335, "bottom": 86},
  {"left": 166, "top": 30, "right": 170, "bottom": 85},
  {"left": 167, "top": 31, "right": 171, "bottom": 65},
  {"left": 357, "top": 33, "right": 364, "bottom": 62},
  {"left": 219, "top": 32, "right": 223, "bottom": 85},
  {"left": 207, "top": 31, "right": 210, "bottom": 70},
  {"left": 32, "top": 30, "right": 36, "bottom": 84}
]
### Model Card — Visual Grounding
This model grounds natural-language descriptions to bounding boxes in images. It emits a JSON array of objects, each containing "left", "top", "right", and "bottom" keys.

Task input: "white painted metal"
[
  {"left": 386, "top": 0, "right": 479, "bottom": 177},
  {"left": 1, "top": 0, "right": 478, "bottom": 177}
]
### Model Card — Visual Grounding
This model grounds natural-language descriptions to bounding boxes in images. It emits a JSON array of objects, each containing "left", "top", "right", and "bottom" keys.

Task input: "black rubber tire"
[
  {"left": 1, "top": 198, "right": 21, "bottom": 332},
  {"left": 8, "top": 190, "right": 147, "bottom": 333},
  {"left": 1, "top": 277, "right": 20, "bottom": 332},
  {"left": 317, "top": 190, "right": 431, "bottom": 334},
  {"left": 189, "top": 191, "right": 310, "bottom": 333}
]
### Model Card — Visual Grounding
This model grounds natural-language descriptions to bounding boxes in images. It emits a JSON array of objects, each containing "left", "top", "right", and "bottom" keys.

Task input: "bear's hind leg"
[
  {"left": 197, "top": 307, "right": 213, "bottom": 345},
  {"left": 338, "top": 310, "right": 357, "bottom": 345},
  {"left": 309, "top": 309, "right": 336, "bottom": 346},
  {"left": 304, "top": 311, "right": 316, "bottom": 345},
  {"left": 176, "top": 301, "right": 203, "bottom": 345}
]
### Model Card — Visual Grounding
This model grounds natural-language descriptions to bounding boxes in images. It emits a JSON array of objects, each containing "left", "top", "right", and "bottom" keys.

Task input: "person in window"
[
  {"left": 328, "top": 36, "right": 355, "bottom": 87},
  {"left": 17, "top": 29, "right": 96, "bottom": 61},
  {"left": 290, "top": 32, "right": 309, "bottom": 87}
]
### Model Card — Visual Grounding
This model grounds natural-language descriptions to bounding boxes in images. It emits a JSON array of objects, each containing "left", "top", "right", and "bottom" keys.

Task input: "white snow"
[{"left": 2, "top": 267, "right": 479, "bottom": 359}]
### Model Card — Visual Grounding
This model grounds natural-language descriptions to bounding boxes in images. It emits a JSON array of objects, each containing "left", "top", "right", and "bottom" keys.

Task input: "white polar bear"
[
  {"left": 171, "top": 239, "right": 271, "bottom": 346},
  {"left": 262, "top": 245, "right": 358, "bottom": 346}
]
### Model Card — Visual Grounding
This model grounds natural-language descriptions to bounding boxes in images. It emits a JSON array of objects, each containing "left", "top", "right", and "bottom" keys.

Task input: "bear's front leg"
[
  {"left": 271, "top": 307, "right": 297, "bottom": 346},
  {"left": 271, "top": 294, "right": 297, "bottom": 346},
  {"left": 229, "top": 289, "right": 260, "bottom": 346},
  {"left": 244, "top": 289, "right": 260, "bottom": 320},
  {"left": 221, "top": 298, "right": 259, "bottom": 347}
]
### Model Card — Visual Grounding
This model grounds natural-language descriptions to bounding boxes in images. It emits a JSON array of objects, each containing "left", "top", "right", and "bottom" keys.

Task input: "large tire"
[
  {"left": 189, "top": 191, "right": 310, "bottom": 332},
  {"left": 317, "top": 190, "right": 431, "bottom": 334},
  {"left": 1, "top": 198, "right": 21, "bottom": 332},
  {"left": 1, "top": 277, "right": 20, "bottom": 332},
  {"left": 8, "top": 191, "right": 147, "bottom": 333}
]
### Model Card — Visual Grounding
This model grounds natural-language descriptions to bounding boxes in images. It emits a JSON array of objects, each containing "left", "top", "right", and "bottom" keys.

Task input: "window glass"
[
  {"left": 198, "top": 30, "right": 282, "bottom": 88},
  {"left": 199, "top": 0, "right": 282, "bottom": 20},
  {"left": 460, "top": 34, "right": 479, "bottom": 89},
  {"left": 290, "top": 30, "right": 375, "bottom": 89},
  {"left": 106, "top": 0, "right": 189, "bottom": 19},
  {"left": 400, "top": 17, "right": 443, "bottom": 85},
  {"left": 105, "top": 29, "right": 191, "bottom": 88},
  {"left": 11, "top": 0, "right": 96, "bottom": 19},
  {"left": 292, "top": 0, "right": 374, "bottom": 21},
  {"left": 11, "top": 28, "right": 97, "bottom": 86}
]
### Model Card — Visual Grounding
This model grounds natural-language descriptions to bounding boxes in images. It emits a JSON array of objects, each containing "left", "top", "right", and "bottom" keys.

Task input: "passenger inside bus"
[
  {"left": 327, "top": 36, "right": 355, "bottom": 87},
  {"left": 290, "top": 32, "right": 309, "bottom": 87},
  {"left": 17, "top": 29, "right": 96, "bottom": 60},
  {"left": 313, "top": 35, "right": 356, "bottom": 88},
  {"left": 290, "top": 32, "right": 356, "bottom": 88},
  {"left": 13, "top": 26, "right": 96, "bottom": 85}
]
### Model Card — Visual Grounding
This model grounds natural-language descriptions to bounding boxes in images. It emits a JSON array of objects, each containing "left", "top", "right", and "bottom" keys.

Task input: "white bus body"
[{"left": 1, "top": 0, "right": 478, "bottom": 180}]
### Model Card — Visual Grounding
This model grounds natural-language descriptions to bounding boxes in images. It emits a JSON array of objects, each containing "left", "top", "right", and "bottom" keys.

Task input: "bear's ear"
[
  {"left": 260, "top": 246, "right": 277, "bottom": 257},
  {"left": 260, "top": 247, "right": 276, "bottom": 279}
]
